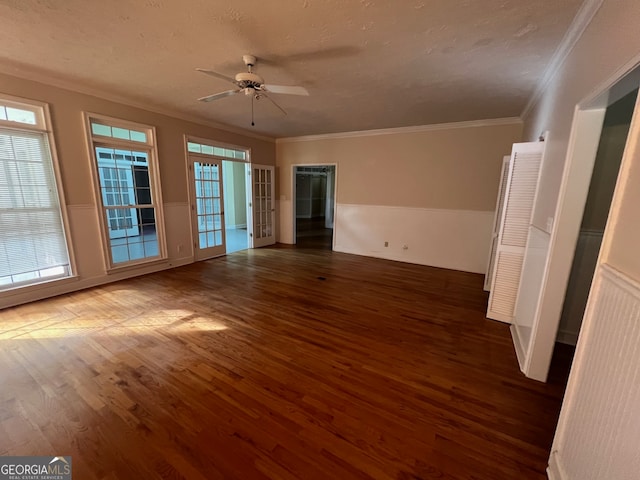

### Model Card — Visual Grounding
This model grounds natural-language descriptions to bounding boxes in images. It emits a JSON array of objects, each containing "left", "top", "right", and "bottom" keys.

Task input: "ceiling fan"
[{"left": 196, "top": 55, "right": 309, "bottom": 124}]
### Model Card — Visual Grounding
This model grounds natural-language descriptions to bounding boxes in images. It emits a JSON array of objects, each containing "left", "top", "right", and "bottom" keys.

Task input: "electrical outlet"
[
  {"left": 177, "top": 244, "right": 184, "bottom": 253},
  {"left": 402, "top": 244, "right": 408, "bottom": 250},
  {"left": 384, "top": 241, "right": 389, "bottom": 247}
]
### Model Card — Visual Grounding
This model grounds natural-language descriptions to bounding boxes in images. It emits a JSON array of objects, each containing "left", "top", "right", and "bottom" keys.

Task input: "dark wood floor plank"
[{"left": 0, "top": 245, "right": 573, "bottom": 479}]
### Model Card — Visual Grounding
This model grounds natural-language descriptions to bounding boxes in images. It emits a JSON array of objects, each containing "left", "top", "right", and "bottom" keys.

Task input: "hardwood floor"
[
  {"left": 0, "top": 246, "right": 572, "bottom": 479},
  {"left": 296, "top": 217, "right": 333, "bottom": 249}
]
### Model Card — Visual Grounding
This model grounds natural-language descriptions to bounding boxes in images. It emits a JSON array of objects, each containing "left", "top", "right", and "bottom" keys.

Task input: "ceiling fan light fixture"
[{"left": 196, "top": 55, "right": 309, "bottom": 122}]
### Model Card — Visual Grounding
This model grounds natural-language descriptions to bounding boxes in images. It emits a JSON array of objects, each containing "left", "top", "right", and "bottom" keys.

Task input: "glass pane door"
[
  {"left": 190, "top": 158, "right": 226, "bottom": 259},
  {"left": 252, "top": 164, "right": 275, "bottom": 248}
]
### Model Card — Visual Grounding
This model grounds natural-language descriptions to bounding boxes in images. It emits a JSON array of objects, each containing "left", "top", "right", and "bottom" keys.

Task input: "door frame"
[
  {"left": 183, "top": 135, "right": 252, "bottom": 259},
  {"left": 520, "top": 60, "right": 640, "bottom": 381},
  {"left": 291, "top": 163, "right": 338, "bottom": 247},
  {"left": 484, "top": 155, "right": 510, "bottom": 291},
  {"left": 221, "top": 159, "right": 252, "bottom": 253}
]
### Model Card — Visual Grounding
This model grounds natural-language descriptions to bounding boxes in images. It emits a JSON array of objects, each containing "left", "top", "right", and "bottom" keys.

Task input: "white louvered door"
[
  {"left": 486, "top": 142, "right": 546, "bottom": 323},
  {"left": 484, "top": 155, "right": 510, "bottom": 291}
]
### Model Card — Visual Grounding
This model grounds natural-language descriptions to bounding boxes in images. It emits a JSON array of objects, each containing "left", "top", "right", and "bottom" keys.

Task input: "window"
[
  {"left": 187, "top": 141, "right": 247, "bottom": 161},
  {"left": 86, "top": 114, "right": 165, "bottom": 268},
  {"left": 0, "top": 96, "right": 72, "bottom": 290}
]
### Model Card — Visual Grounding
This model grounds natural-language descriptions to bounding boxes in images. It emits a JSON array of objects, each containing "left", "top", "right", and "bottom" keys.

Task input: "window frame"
[
  {"left": 0, "top": 93, "right": 76, "bottom": 292},
  {"left": 84, "top": 112, "right": 167, "bottom": 271},
  {"left": 185, "top": 135, "right": 251, "bottom": 163},
  {"left": 183, "top": 135, "right": 252, "bottom": 255}
]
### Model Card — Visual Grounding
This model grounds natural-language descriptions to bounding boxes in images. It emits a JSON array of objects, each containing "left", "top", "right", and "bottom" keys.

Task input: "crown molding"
[
  {"left": 521, "top": 0, "right": 605, "bottom": 119},
  {"left": 0, "top": 62, "right": 275, "bottom": 143},
  {"left": 276, "top": 117, "right": 522, "bottom": 144}
]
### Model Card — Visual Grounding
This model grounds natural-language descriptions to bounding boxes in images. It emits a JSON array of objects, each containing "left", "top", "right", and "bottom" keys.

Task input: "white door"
[
  {"left": 189, "top": 156, "right": 226, "bottom": 260},
  {"left": 251, "top": 164, "right": 276, "bottom": 248},
  {"left": 484, "top": 156, "right": 510, "bottom": 291},
  {"left": 486, "top": 141, "right": 546, "bottom": 323}
]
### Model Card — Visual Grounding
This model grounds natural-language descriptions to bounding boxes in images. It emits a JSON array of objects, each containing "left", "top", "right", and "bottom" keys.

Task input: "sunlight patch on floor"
[{"left": 0, "top": 309, "right": 229, "bottom": 340}]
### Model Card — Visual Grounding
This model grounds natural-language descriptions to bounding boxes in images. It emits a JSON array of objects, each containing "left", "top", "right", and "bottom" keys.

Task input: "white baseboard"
[
  {"left": 510, "top": 325, "right": 527, "bottom": 372},
  {"left": 547, "top": 451, "right": 567, "bottom": 480}
]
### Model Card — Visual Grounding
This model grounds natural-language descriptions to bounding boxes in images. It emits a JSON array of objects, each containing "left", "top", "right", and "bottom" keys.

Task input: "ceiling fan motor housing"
[{"left": 235, "top": 72, "right": 264, "bottom": 90}]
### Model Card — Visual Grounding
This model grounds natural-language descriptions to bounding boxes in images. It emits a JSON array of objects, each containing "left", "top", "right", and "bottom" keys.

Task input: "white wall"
[
  {"left": 520, "top": 0, "right": 640, "bottom": 477},
  {"left": 334, "top": 205, "right": 493, "bottom": 273},
  {"left": 277, "top": 120, "right": 523, "bottom": 274}
]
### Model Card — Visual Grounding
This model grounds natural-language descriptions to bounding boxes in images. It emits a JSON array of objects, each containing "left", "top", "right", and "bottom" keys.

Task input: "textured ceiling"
[{"left": 0, "top": 0, "right": 584, "bottom": 138}]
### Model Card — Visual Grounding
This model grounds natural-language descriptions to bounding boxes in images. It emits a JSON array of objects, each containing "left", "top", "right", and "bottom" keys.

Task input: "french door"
[
  {"left": 188, "top": 155, "right": 226, "bottom": 259},
  {"left": 251, "top": 164, "right": 275, "bottom": 247}
]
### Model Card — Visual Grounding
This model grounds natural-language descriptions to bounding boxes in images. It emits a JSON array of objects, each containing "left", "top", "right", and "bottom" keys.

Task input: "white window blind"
[{"left": 0, "top": 127, "right": 70, "bottom": 288}]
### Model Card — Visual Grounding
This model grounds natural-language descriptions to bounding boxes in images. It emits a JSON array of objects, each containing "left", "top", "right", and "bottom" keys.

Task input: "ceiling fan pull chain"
[{"left": 251, "top": 93, "right": 255, "bottom": 126}]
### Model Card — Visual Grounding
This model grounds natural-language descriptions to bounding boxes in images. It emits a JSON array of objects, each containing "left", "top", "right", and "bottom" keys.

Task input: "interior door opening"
[
  {"left": 557, "top": 88, "right": 638, "bottom": 345},
  {"left": 512, "top": 65, "right": 640, "bottom": 382},
  {"left": 188, "top": 155, "right": 226, "bottom": 260},
  {"left": 222, "top": 160, "right": 251, "bottom": 253},
  {"left": 293, "top": 165, "right": 336, "bottom": 249}
]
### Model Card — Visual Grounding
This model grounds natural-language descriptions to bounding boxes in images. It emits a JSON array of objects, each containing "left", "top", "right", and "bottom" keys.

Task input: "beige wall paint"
[
  {"left": 521, "top": 1, "right": 640, "bottom": 477},
  {"left": 522, "top": 0, "right": 640, "bottom": 277},
  {"left": 514, "top": 0, "right": 640, "bottom": 381},
  {"left": 607, "top": 119, "right": 640, "bottom": 277},
  {"left": 0, "top": 72, "right": 274, "bottom": 205},
  {"left": 222, "top": 160, "right": 248, "bottom": 228},
  {"left": 0, "top": 72, "right": 274, "bottom": 307},
  {"left": 277, "top": 122, "right": 523, "bottom": 212},
  {"left": 523, "top": 0, "right": 640, "bottom": 236},
  {"left": 276, "top": 121, "right": 522, "bottom": 272}
]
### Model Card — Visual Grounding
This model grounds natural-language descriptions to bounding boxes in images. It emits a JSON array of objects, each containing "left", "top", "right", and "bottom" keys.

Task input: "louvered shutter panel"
[
  {"left": 484, "top": 156, "right": 510, "bottom": 291},
  {"left": 486, "top": 142, "right": 545, "bottom": 323}
]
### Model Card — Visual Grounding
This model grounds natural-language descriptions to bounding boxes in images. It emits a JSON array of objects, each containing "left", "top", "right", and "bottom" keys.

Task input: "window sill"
[
  {"left": 105, "top": 257, "right": 169, "bottom": 275},
  {"left": 0, "top": 274, "right": 80, "bottom": 297}
]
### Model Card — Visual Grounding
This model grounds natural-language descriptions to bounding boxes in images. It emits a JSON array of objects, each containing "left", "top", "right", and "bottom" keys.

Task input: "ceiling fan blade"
[
  {"left": 196, "top": 68, "right": 238, "bottom": 85},
  {"left": 198, "top": 89, "right": 241, "bottom": 102},
  {"left": 263, "top": 84, "right": 309, "bottom": 96},
  {"left": 259, "top": 93, "right": 287, "bottom": 116}
]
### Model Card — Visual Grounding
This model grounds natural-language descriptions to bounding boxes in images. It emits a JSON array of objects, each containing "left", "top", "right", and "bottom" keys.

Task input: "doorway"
[
  {"left": 188, "top": 155, "right": 226, "bottom": 260},
  {"left": 186, "top": 138, "right": 260, "bottom": 260},
  {"left": 557, "top": 88, "right": 638, "bottom": 344},
  {"left": 514, "top": 67, "right": 640, "bottom": 381},
  {"left": 293, "top": 165, "right": 336, "bottom": 249},
  {"left": 222, "top": 160, "right": 250, "bottom": 253}
]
